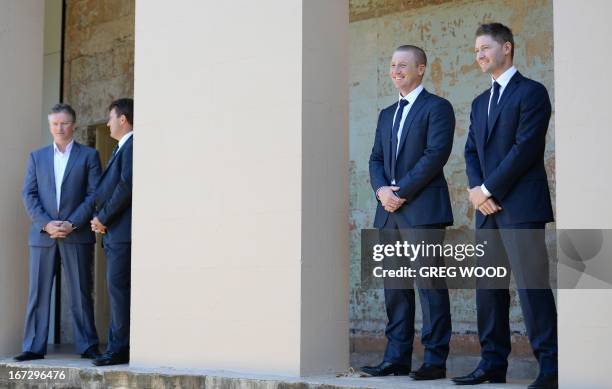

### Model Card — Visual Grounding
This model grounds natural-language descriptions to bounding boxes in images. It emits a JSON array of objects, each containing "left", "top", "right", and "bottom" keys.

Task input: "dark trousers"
[
  {"left": 22, "top": 243, "right": 98, "bottom": 354},
  {"left": 381, "top": 214, "right": 452, "bottom": 367},
  {"left": 103, "top": 241, "right": 131, "bottom": 354},
  {"left": 476, "top": 216, "right": 558, "bottom": 375}
]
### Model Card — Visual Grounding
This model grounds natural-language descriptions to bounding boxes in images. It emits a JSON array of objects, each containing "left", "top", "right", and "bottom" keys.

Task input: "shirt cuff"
[{"left": 480, "top": 184, "right": 492, "bottom": 198}]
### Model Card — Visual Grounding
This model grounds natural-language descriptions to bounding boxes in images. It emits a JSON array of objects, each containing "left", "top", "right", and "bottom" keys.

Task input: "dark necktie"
[
  {"left": 391, "top": 99, "right": 409, "bottom": 182},
  {"left": 487, "top": 81, "right": 501, "bottom": 137},
  {"left": 107, "top": 145, "right": 119, "bottom": 167}
]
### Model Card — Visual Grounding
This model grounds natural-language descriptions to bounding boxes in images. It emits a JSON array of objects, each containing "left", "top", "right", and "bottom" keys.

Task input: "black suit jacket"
[
  {"left": 95, "top": 135, "right": 133, "bottom": 243},
  {"left": 369, "top": 89, "right": 455, "bottom": 228},
  {"left": 464, "top": 71, "right": 554, "bottom": 227}
]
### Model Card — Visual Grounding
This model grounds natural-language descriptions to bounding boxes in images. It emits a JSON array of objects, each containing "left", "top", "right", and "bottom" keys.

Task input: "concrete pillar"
[
  {"left": 0, "top": 0, "right": 45, "bottom": 356},
  {"left": 554, "top": 0, "right": 612, "bottom": 387},
  {"left": 131, "top": 0, "right": 348, "bottom": 376}
]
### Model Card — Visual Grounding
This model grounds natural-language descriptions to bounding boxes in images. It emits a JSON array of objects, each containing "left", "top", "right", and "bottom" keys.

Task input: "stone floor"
[{"left": 0, "top": 345, "right": 532, "bottom": 389}]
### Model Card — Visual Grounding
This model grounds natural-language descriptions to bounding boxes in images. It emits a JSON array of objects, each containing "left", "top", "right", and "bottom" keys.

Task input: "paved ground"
[{"left": 1, "top": 345, "right": 531, "bottom": 388}]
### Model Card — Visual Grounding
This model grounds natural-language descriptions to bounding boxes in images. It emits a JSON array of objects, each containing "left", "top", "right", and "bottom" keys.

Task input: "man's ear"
[
  {"left": 503, "top": 42, "right": 512, "bottom": 56},
  {"left": 418, "top": 63, "right": 426, "bottom": 76}
]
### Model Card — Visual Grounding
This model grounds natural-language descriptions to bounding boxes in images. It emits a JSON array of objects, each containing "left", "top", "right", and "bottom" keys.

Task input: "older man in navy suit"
[
  {"left": 362, "top": 45, "right": 455, "bottom": 381},
  {"left": 15, "top": 103, "right": 102, "bottom": 362},
  {"left": 90, "top": 98, "right": 133, "bottom": 366},
  {"left": 453, "top": 23, "right": 557, "bottom": 389}
]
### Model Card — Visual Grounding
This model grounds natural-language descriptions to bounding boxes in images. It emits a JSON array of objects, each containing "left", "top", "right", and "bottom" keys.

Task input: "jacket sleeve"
[
  {"left": 96, "top": 144, "right": 133, "bottom": 226},
  {"left": 395, "top": 99, "right": 455, "bottom": 201},
  {"left": 368, "top": 110, "right": 388, "bottom": 198},
  {"left": 483, "top": 85, "right": 551, "bottom": 200},
  {"left": 22, "top": 153, "right": 53, "bottom": 231},
  {"left": 464, "top": 100, "right": 484, "bottom": 188},
  {"left": 67, "top": 150, "right": 102, "bottom": 228}
]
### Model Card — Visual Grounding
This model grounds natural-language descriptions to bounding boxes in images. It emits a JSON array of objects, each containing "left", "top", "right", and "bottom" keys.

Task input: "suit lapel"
[
  {"left": 61, "top": 142, "right": 80, "bottom": 187},
  {"left": 101, "top": 136, "right": 132, "bottom": 180},
  {"left": 486, "top": 72, "right": 523, "bottom": 144},
  {"left": 381, "top": 106, "right": 394, "bottom": 174},
  {"left": 46, "top": 145, "right": 58, "bottom": 216},
  {"left": 478, "top": 92, "right": 489, "bottom": 149},
  {"left": 396, "top": 89, "right": 429, "bottom": 156}
]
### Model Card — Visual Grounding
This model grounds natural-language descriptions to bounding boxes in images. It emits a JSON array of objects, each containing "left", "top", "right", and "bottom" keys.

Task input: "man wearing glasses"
[{"left": 15, "top": 103, "right": 102, "bottom": 362}]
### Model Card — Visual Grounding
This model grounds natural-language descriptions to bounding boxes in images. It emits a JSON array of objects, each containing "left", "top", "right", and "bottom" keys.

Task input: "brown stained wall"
[
  {"left": 349, "top": 0, "right": 554, "bottom": 351},
  {"left": 63, "top": 0, "right": 135, "bottom": 144},
  {"left": 350, "top": 0, "right": 457, "bottom": 22}
]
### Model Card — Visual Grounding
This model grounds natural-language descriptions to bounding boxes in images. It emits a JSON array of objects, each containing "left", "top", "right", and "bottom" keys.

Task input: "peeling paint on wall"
[{"left": 349, "top": 0, "right": 554, "bottom": 345}]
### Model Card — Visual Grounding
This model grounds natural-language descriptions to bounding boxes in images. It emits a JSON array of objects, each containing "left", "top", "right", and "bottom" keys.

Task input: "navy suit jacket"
[
  {"left": 465, "top": 71, "right": 554, "bottom": 228},
  {"left": 22, "top": 142, "right": 102, "bottom": 247},
  {"left": 94, "top": 136, "right": 133, "bottom": 244},
  {"left": 369, "top": 89, "right": 455, "bottom": 228}
]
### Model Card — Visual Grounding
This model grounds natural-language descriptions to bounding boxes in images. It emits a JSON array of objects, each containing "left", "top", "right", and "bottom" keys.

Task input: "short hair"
[
  {"left": 108, "top": 98, "right": 134, "bottom": 125},
  {"left": 49, "top": 103, "right": 76, "bottom": 122},
  {"left": 394, "top": 45, "right": 427, "bottom": 66},
  {"left": 476, "top": 23, "right": 514, "bottom": 59}
]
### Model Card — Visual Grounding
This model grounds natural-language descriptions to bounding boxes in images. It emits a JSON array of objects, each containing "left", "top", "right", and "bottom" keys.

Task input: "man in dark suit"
[
  {"left": 362, "top": 45, "right": 455, "bottom": 381},
  {"left": 15, "top": 103, "right": 102, "bottom": 362},
  {"left": 90, "top": 98, "right": 133, "bottom": 366},
  {"left": 453, "top": 23, "right": 557, "bottom": 389}
]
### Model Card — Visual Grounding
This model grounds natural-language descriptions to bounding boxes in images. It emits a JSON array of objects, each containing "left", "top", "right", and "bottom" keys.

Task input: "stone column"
[
  {"left": 131, "top": 0, "right": 348, "bottom": 375},
  {"left": 554, "top": 0, "right": 612, "bottom": 386},
  {"left": 0, "top": 0, "right": 45, "bottom": 356}
]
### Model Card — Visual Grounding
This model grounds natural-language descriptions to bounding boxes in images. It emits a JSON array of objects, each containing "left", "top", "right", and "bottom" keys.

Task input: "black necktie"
[
  {"left": 107, "top": 145, "right": 119, "bottom": 167},
  {"left": 391, "top": 99, "right": 409, "bottom": 182},
  {"left": 487, "top": 81, "right": 501, "bottom": 137}
]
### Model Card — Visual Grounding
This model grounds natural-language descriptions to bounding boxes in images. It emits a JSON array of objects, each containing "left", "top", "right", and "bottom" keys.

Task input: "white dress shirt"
[
  {"left": 481, "top": 66, "right": 517, "bottom": 197},
  {"left": 117, "top": 131, "right": 133, "bottom": 151},
  {"left": 53, "top": 140, "right": 74, "bottom": 211},
  {"left": 390, "top": 84, "right": 424, "bottom": 185},
  {"left": 487, "top": 65, "right": 517, "bottom": 115}
]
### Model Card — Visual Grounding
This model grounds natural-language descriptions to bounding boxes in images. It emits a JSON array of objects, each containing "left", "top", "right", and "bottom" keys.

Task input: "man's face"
[
  {"left": 48, "top": 112, "right": 75, "bottom": 145},
  {"left": 107, "top": 108, "right": 123, "bottom": 140},
  {"left": 389, "top": 50, "right": 424, "bottom": 95},
  {"left": 474, "top": 34, "right": 511, "bottom": 75}
]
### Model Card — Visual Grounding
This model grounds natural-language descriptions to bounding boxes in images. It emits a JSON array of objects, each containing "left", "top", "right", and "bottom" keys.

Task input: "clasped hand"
[
  {"left": 90, "top": 216, "right": 107, "bottom": 234},
  {"left": 378, "top": 186, "right": 406, "bottom": 213},
  {"left": 44, "top": 221, "right": 74, "bottom": 239},
  {"left": 467, "top": 186, "right": 502, "bottom": 215}
]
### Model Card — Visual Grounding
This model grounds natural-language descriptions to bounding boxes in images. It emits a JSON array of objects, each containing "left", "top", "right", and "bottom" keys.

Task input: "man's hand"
[
  {"left": 90, "top": 217, "right": 107, "bottom": 234},
  {"left": 467, "top": 186, "right": 489, "bottom": 209},
  {"left": 44, "top": 220, "right": 67, "bottom": 239},
  {"left": 58, "top": 221, "right": 75, "bottom": 236},
  {"left": 378, "top": 186, "right": 406, "bottom": 213},
  {"left": 478, "top": 198, "right": 502, "bottom": 215}
]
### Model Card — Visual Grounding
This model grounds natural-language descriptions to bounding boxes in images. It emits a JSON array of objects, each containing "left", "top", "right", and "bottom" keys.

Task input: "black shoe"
[
  {"left": 361, "top": 361, "right": 411, "bottom": 376},
  {"left": 410, "top": 363, "right": 446, "bottom": 380},
  {"left": 93, "top": 351, "right": 129, "bottom": 366},
  {"left": 81, "top": 345, "right": 102, "bottom": 359},
  {"left": 452, "top": 368, "right": 506, "bottom": 385},
  {"left": 14, "top": 351, "right": 44, "bottom": 362},
  {"left": 528, "top": 373, "right": 558, "bottom": 389}
]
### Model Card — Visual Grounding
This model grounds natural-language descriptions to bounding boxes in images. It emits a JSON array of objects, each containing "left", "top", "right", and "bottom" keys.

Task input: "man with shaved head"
[{"left": 362, "top": 45, "right": 455, "bottom": 381}]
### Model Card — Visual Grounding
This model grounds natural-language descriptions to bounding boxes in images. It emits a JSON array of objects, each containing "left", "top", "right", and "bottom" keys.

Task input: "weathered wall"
[
  {"left": 63, "top": 0, "right": 135, "bottom": 143},
  {"left": 349, "top": 0, "right": 554, "bottom": 350}
]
